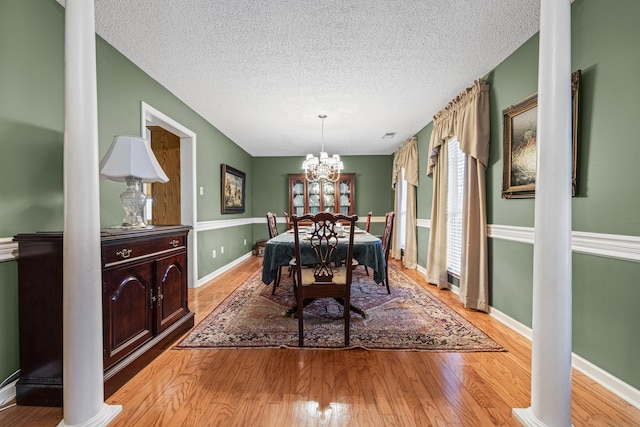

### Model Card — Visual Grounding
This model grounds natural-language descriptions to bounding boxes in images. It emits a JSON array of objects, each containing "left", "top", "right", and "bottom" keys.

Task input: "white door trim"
[{"left": 141, "top": 102, "right": 197, "bottom": 288}]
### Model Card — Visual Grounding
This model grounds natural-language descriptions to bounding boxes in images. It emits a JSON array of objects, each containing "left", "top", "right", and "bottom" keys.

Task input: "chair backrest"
[
  {"left": 365, "top": 211, "right": 372, "bottom": 233},
  {"left": 283, "top": 212, "right": 291, "bottom": 230},
  {"left": 381, "top": 212, "right": 395, "bottom": 261},
  {"left": 292, "top": 212, "right": 358, "bottom": 284},
  {"left": 266, "top": 212, "right": 279, "bottom": 239}
]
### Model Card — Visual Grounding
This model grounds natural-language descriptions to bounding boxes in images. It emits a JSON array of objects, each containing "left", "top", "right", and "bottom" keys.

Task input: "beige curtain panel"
[
  {"left": 391, "top": 137, "right": 418, "bottom": 269},
  {"left": 426, "top": 80, "right": 490, "bottom": 312},
  {"left": 426, "top": 144, "right": 449, "bottom": 289}
]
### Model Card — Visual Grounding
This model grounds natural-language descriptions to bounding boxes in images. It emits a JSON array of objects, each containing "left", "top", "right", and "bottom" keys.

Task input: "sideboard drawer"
[{"left": 103, "top": 233, "right": 186, "bottom": 265}]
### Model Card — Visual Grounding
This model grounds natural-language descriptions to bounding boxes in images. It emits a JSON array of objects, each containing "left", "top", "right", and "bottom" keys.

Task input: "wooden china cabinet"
[
  {"left": 288, "top": 173, "right": 355, "bottom": 217},
  {"left": 13, "top": 225, "right": 194, "bottom": 406}
]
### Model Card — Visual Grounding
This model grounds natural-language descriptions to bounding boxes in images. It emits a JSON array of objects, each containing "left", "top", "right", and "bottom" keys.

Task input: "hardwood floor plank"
[
  {"left": 1, "top": 257, "right": 639, "bottom": 426},
  {"left": 367, "top": 351, "right": 402, "bottom": 417}
]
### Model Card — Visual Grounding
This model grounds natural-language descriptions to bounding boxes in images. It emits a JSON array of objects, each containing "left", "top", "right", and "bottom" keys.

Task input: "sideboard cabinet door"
[
  {"left": 102, "top": 262, "right": 154, "bottom": 370},
  {"left": 155, "top": 252, "right": 188, "bottom": 334}
]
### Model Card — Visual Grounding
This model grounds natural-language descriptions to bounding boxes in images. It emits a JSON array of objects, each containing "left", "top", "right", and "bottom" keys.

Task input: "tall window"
[{"left": 447, "top": 138, "right": 465, "bottom": 276}]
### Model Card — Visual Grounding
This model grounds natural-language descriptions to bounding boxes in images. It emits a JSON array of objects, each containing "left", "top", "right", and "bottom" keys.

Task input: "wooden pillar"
[
  {"left": 513, "top": 0, "right": 573, "bottom": 426},
  {"left": 60, "top": 0, "right": 121, "bottom": 425}
]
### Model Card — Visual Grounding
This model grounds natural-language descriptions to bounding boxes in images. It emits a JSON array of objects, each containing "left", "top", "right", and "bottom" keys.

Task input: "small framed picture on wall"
[{"left": 221, "top": 164, "right": 245, "bottom": 213}]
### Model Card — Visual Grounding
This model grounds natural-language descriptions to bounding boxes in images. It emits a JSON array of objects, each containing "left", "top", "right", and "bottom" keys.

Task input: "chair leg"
[
  {"left": 384, "top": 266, "right": 390, "bottom": 294},
  {"left": 298, "top": 297, "right": 305, "bottom": 347},
  {"left": 272, "top": 266, "right": 282, "bottom": 295},
  {"left": 344, "top": 296, "right": 350, "bottom": 346}
]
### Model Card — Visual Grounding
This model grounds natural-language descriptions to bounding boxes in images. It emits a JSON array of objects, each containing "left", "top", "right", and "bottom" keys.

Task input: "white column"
[
  {"left": 513, "top": 0, "right": 573, "bottom": 426},
  {"left": 59, "top": 1, "right": 121, "bottom": 426}
]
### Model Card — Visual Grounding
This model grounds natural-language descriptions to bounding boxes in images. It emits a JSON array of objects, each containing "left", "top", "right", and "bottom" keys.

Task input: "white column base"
[
  {"left": 513, "top": 408, "right": 574, "bottom": 427},
  {"left": 513, "top": 408, "right": 545, "bottom": 427},
  {"left": 57, "top": 403, "right": 122, "bottom": 427}
]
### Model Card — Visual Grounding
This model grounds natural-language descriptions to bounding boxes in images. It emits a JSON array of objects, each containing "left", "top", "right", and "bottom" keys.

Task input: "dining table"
[
  {"left": 262, "top": 228, "right": 386, "bottom": 284},
  {"left": 261, "top": 227, "right": 386, "bottom": 318}
]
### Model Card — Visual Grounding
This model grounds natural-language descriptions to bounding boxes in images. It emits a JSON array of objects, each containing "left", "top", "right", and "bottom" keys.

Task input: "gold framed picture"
[
  {"left": 502, "top": 70, "right": 580, "bottom": 198},
  {"left": 221, "top": 164, "right": 245, "bottom": 213}
]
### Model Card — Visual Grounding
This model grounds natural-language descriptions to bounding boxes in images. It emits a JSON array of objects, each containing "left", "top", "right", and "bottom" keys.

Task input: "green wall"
[
  {"left": 415, "top": 122, "right": 433, "bottom": 263},
  {"left": 197, "top": 225, "right": 254, "bottom": 278},
  {"left": 416, "top": 0, "right": 640, "bottom": 390},
  {"left": 0, "top": 0, "right": 65, "bottom": 236}
]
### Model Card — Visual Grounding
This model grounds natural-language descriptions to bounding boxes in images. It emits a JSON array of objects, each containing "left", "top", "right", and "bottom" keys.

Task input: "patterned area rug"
[{"left": 176, "top": 264, "right": 505, "bottom": 351}]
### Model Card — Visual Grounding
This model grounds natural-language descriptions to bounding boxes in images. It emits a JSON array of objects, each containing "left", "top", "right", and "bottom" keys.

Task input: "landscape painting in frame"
[
  {"left": 221, "top": 164, "right": 245, "bottom": 213},
  {"left": 502, "top": 70, "right": 580, "bottom": 198}
]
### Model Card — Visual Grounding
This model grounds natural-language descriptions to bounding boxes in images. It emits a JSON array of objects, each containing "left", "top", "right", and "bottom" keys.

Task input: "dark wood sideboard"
[{"left": 13, "top": 225, "right": 195, "bottom": 407}]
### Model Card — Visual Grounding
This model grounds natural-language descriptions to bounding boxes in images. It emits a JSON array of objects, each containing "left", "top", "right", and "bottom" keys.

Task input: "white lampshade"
[
  {"left": 99, "top": 135, "right": 169, "bottom": 228},
  {"left": 99, "top": 135, "right": 169, "bottom": 183}
]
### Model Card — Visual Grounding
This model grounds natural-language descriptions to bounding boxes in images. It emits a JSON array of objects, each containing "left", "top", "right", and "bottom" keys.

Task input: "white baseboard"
[
  {"left": 488, "top": 306, "right": 533, "bottom": 341},
  {"left": 195, "top": 252, "right": 253, "bottom": 288},
  {"left": 572, "top": 353, "right": 640, "bottom": 410},
  {"left": 488, "top": 306, "right": 640, "bottom": 410}
]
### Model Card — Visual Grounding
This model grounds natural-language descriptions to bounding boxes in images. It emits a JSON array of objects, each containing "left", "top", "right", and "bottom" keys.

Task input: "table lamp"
[{"left": 99, "top": 135, "right": 169, "bottom": 228}]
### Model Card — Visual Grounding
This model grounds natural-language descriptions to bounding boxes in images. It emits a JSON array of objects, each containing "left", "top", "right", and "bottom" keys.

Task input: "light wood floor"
[{"left": 1, "top": 257, "right": 639, "bottom": 426}]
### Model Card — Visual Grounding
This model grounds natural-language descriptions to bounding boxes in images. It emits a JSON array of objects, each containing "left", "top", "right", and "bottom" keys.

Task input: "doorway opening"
[{"left": 145, "top": 126, "right": 181, "bottom": 225}]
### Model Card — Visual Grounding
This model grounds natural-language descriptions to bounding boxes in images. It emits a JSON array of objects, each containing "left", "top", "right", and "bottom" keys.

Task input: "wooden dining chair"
[
  {"left": 266, "top": 211, "right": 279, "bottom": 240},
  {"left": 365, "top": 211, "right": 372, "bottom": 233},
  {"left": 266, "top": 212, "right": 292, "bottom": 294},
  {"left": 351, "top": 211, "right": 373, "bottom": 276},
  {"left": 380, "top": 211, "right": 395, "bottom": 294},
  {"left": 291, "top": 212, "right": 358, "bottom": 347},
  {"left": 283, "top": 212, "right": 292, "bottom": 230}
]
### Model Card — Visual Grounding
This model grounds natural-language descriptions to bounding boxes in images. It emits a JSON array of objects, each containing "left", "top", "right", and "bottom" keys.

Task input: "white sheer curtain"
[
  {"left": 426, "top": 80, "right": 490, "bottom": 312},
  {"left": 391, "top": 137, "right": 418, "bottom": 269}
]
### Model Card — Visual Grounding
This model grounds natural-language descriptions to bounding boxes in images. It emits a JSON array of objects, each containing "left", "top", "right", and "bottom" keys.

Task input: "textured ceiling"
[{"left": 57, "top": 0, "right": 540, "bottom": 157}]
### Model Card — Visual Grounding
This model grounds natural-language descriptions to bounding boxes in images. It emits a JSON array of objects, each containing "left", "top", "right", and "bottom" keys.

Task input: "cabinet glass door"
[
  {"left": 292, "top": 178, "right": 306, "bottom": 216},
  {"left": 308, "top": 181, "right": 320, "bottom": 214},
  {"left": 323, "top": 181, "right": 335, "bottom": 212},
  {"left": 339, "top": 178, "right": 351, "bottom": 214}
]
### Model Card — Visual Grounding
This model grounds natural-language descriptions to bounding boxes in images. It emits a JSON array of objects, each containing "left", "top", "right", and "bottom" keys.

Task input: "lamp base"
[
  {"left": 119, "top": 177, "right": 149, "bottom": 229},
  {"left": 120, "top": 216, "right": 147, "bottom": 228}
]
